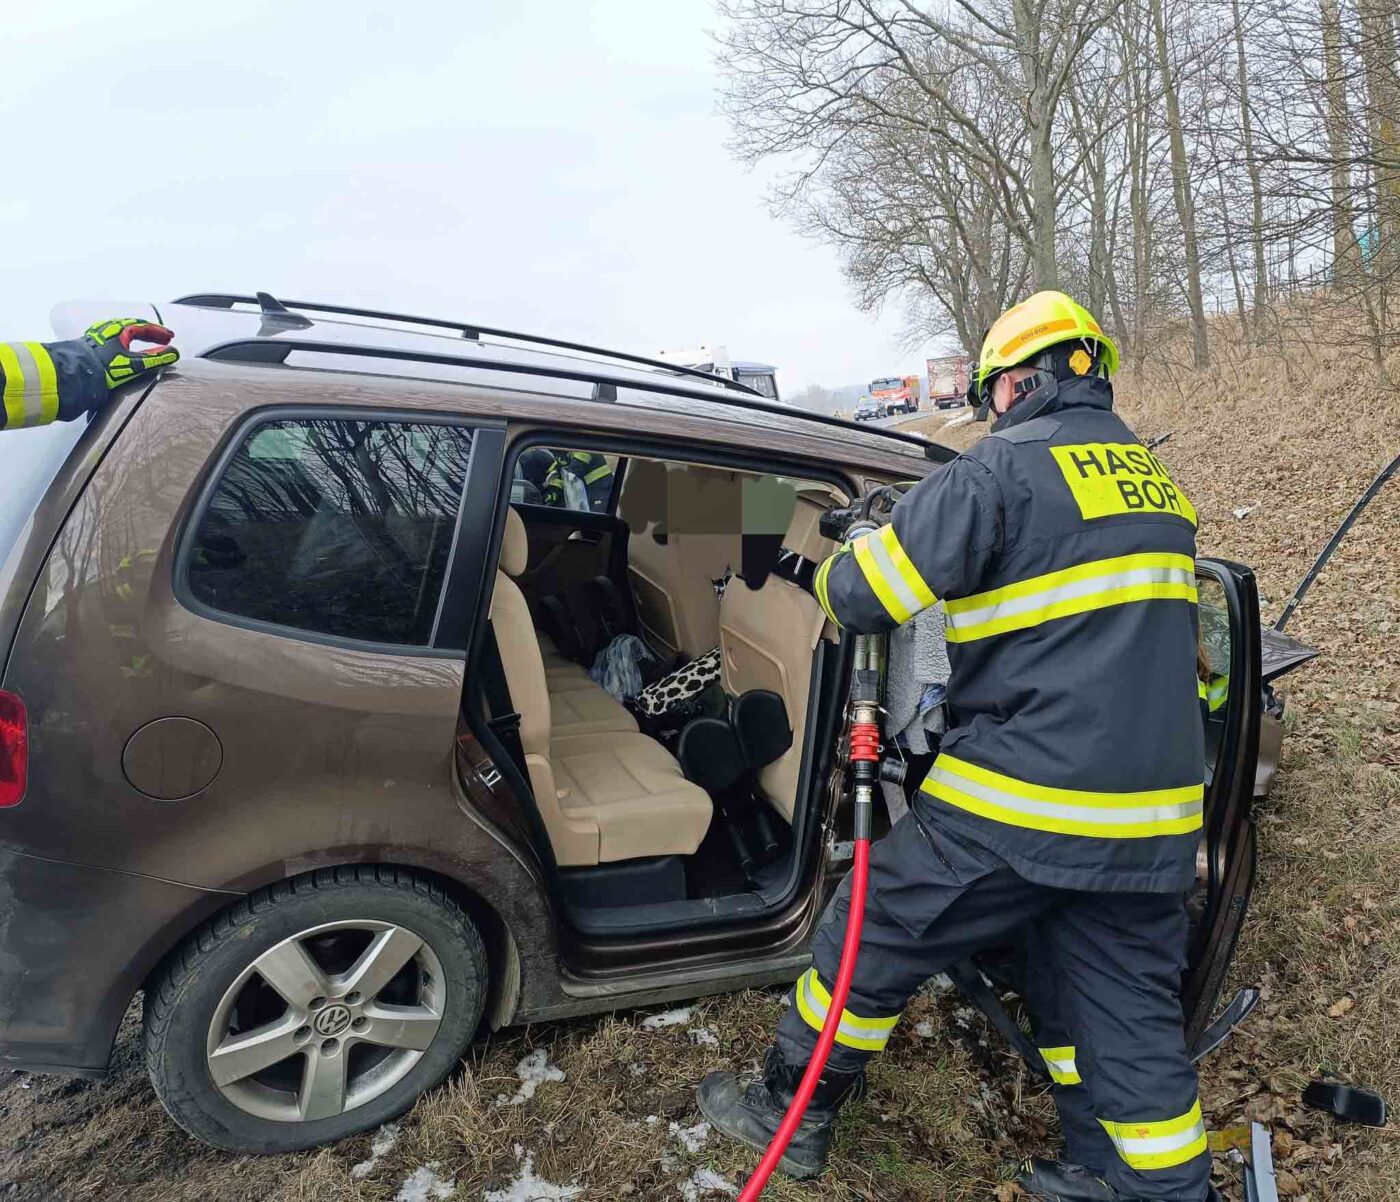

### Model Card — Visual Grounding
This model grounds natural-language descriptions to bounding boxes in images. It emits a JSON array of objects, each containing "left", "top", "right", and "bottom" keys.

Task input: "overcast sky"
[{"left": 3, "top": 0, "right": 948, "bottom": 392}]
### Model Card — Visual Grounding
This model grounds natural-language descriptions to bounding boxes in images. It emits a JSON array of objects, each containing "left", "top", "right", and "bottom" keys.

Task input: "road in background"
[{"left": 871, "top": 406, "right": 970, "bottom": 430}]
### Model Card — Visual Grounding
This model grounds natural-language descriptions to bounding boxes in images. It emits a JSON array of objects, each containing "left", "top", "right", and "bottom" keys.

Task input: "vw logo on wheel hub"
[{"left": 314, "top": 1004, "right": 352, "bottom": 1037}]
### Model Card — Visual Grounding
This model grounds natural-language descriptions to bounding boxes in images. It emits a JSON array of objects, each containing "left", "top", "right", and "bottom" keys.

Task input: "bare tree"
[
  {"left": 1231, "top": 0, "right": 1270, "bottom": 333},
  {"left": 717, "top": 0, "right": 1108, "bottom": 325},
  {"left": 1149, "top": 0, "right": 1210, "bottom": 365},
  {"left": 717, "top": 0, "right": 1395, "bottom": 380}
]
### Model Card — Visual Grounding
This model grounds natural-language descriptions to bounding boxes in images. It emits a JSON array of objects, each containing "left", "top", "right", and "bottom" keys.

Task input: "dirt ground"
[{"left": 2, "top": 304, "right": 1396, "bottom": 1200}]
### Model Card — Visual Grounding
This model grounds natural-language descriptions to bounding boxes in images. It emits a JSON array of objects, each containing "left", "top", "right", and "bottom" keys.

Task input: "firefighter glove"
[{"left": 83, "top": 318, "right": 180, "bottom": 389}]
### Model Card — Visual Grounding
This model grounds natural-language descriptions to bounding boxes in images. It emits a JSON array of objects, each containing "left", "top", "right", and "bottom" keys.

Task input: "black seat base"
[{"left": 676, "top": 690, "right": 792, "bottom": 882}]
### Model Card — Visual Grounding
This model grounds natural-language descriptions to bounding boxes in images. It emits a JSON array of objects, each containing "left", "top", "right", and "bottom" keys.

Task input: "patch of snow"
[
  {"left": 498, "top": 1048, "right": 565, "bottom": 1106},
  {"left": 680, "top": 1168, "right": 738, "bottom": 1200},
  {"left": 641, "top": 1007, "right": 694, "bottom": 1029},
  {"left": 1233, "top": 505, "right": 1256, "bottom": 519},
  {"left": 920, "top": 973, "right": 955, "bottom": 996},
  {"left": 394, "top": 1162, "right": 456, "bottom": 1201},
  {"left": 351, "top": 1122, "right": 401, "bottom": 1179},
  {"left": 914, "top": 1019, "right": 936, "bottom": 1038},
  {"left": 669, "top": 1120, "right": 711, "bottom": 1154},
  {"left": 629, "top": 1062, "right": 647, "bottom": 1077},
  {"left": 644, "top": 1115, "right": 661, "bottom": 1126},
  {"left": 952, "top": 1006, "right": 977, "bottom": 1026},
  {"left": 689, "top": 1026, "right": 720, "bottom": 1048},
  {"left": 483, "top": 1147, "right": 582, "bottom": 1202}
]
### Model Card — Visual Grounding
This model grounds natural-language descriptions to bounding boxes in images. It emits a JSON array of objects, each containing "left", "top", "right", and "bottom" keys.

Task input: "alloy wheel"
[{"left": 205, "top": 920, "right": 445, "bottom": 1122}]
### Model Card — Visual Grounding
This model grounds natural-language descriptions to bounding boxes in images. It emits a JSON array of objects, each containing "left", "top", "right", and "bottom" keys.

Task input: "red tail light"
[{"left": 0, "top": 690, "right": 28, "bottom": 808}]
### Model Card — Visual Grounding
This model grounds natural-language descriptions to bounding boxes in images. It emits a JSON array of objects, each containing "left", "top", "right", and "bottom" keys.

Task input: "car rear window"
[
  {"left": 184, "top": 417, "right": 475, "bottom": 647},
  {"left": 0, "top": 420, "right": 88, "bottom": 570}
]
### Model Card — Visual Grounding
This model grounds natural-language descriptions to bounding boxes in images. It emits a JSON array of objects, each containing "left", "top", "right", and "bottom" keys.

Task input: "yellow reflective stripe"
[
  {"left": 26, "top": 343, "right": 59, "bottom": 424},
  {"left": 1100, "top": 1101, "right": 1209, "bottom": 1171},
  {"left": 1039, "top": 1046, "right": 1082, "bottom": 1086},
  {"left": 0, "top": 343, "right": 28, "bottom": 429},
  {"left": 813, "top": 551, "right": 844, "bottom": 627},
  {"left": 582, "top": 463, "right": 612, "bottom": 485},
  {"left": 921, "top": 753, "right": 1204, "bottom": 839},
  {"left": 876, "top": 525, "right": 936, "bottom": 608},
  {"left": 944, "top": 552, "right": 1197, "bottom": 643},
  {"left": 853, "top": 536, "right": 909, "bottom": 623},
  {"left": 794, "top": 969, "right": 899, "bottom": 1052},
  {"left": 1206, "top": 675, "right": 1229, "bottom": 712},
  {"left": 851, "top": 525, "right": 934, "bottom": 624}
]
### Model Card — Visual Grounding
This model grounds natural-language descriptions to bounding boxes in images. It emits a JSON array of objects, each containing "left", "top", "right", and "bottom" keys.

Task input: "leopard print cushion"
[{"left": 636, "top": 647, "right": 722, "bottom": 717}]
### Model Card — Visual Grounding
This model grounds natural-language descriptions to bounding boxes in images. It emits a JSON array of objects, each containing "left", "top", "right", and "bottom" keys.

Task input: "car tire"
[{"left": 143, "top": 866, "right": 488, "bottom": 1154}]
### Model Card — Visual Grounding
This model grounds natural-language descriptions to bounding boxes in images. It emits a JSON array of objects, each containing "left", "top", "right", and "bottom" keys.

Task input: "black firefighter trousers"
[{"left": 775, "top": 807, "right": 1211, "bottom": 1201}]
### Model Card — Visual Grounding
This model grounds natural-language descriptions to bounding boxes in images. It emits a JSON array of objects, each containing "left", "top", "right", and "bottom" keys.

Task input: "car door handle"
[{"left": 567, "top": 529, "right": 604, "bottom": 545}]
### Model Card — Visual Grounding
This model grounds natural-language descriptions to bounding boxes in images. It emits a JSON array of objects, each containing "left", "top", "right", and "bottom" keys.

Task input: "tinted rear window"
[
  {"left": 0, "top": 420, "right": 88, "bottom": 569},
  {"left": 185, "top": 417, "right": 474, "bottom": 647}
]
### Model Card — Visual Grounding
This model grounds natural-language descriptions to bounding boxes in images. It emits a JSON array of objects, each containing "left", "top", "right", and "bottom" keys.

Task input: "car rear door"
[{"left": 1182, "top": 558, "right": 1263, "bottom": 1047}]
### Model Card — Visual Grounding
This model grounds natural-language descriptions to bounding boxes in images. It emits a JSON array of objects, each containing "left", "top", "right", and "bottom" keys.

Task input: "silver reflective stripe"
[
  {"left": 797, "top": 971, "right": 897, "bottom": 1048},
  {"left": 13, "top": 343, "right": 45, "bottom": 426},
  {"left": 861, "top": 532, "right": 923, "bottom": 619},
  {"left": 925, "top": 765, "right": 1203, "bottom": 827},
  {"left": 946, "top": 565, "right": 1196, "bottom": 632},
  {"left": 1109, "top": 1121, "right": 1206, "bottom": 1157}
]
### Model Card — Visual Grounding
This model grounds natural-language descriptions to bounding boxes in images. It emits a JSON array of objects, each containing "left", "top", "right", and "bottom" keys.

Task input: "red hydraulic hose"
[{"left": 737, "top": 832, "right": 872, "bottom": 1200}]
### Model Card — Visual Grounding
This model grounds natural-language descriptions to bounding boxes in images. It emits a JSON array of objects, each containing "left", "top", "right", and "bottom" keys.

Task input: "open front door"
[{"left": 1182, "top": 558, "right": 1263, "bottom": 1051}]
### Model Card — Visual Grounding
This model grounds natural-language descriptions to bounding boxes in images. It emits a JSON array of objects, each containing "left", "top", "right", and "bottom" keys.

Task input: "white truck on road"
[
  {"left": 926, "top": 355, "right": 971, "bottom": 409},
  {"left": 658, "top": 344, "right": 780, "bottom": 400}
]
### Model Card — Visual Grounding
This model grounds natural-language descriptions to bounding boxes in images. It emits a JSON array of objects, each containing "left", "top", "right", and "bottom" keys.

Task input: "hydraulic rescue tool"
[{"left": 737, "top": 488, "right": 905, "bottom": 1201}]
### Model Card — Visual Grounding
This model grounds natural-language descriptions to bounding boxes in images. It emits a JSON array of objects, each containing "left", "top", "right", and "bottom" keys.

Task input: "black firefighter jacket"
[{"left": 814, "top": 375, "right": 1203, "bottom": 893}]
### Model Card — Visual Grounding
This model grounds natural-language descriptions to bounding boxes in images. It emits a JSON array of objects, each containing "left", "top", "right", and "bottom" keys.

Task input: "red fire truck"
[{"left": 869, "top": 375, "right": 920, "bottom": 415}]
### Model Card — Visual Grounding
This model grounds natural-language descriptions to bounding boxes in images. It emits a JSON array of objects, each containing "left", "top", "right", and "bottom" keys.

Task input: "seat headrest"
[
  {"left": 501, "top": 507, "right": 528, "bottom": 577},
  {"left": 784, "top": 494, "right": 836, "bottom": 564}
]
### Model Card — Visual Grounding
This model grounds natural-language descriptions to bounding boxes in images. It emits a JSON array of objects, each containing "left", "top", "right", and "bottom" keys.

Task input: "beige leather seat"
[
  {"left": 535, "top": 634, "right": 639, "bottom": 738},
  {"left": 548, "top": 673, "right": 639, "bottom": 738},
  {"left": 623, "top": 462, "right": 743, "bottom": 659},
  {"left": 490, "top": 507, "right": 712, "bottom": 866},
  {"left": 718, "top": 494, "right": 837, "bottom": 822}
]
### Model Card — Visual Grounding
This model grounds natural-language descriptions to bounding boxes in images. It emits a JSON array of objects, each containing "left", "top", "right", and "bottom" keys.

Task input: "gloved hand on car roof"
[{"left": 1, "top": 317, "right": 179, "bottom": 432}]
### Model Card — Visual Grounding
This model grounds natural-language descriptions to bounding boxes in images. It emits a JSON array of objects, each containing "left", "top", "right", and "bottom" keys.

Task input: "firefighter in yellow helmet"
[
  {"left": 699, "top": 293, "right": 1219, "bottom": 1201},
  {"left": 1, "top": 318, "right": 178, "bottom": 433}
]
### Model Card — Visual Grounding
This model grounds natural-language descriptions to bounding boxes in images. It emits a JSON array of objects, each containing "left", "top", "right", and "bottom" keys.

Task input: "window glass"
[
  {"left": 0, "top": 419, "right": 88, "bottom": 570},
  {"left": 187, "top": 418, "right": 473, "bottom": 646},
  {"left": 1195, "top": 574, "right": 1234, "bottom": 783},
  {"left": 737, "top": 371, "right": 779, "bottom": 399},
  {"left": 510, "top": 447, "right": 616, "bottom": 513}
]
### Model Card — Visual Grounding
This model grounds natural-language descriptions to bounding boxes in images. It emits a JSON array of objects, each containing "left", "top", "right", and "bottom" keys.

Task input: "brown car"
[{"left": 0, "top": 293, "right": 1297, "bottom": 1154}]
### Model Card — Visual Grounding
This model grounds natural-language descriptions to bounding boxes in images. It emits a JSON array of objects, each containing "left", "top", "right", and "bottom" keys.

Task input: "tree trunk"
[
  {"left": 1151, "top": 0, "right": 1210, "bottom": 366},
  {"left": 1013, "top": 0, "right": 1059, "bottom": 290},
  {"left": 1231, "top": 0, "right": 1269, "bottom": 334},
  {"left": 1123, "top": 1, "right": 1152, "bottom": 375},
  {"left": 1087, "top": 138, "right": 1110, "bottom": 316},
  {"left": 1321, "top": 0, "right": 1359, "bottom": 278},
  {"left": 1358, "top": 0, "right": 1399, "bottom": 336}
]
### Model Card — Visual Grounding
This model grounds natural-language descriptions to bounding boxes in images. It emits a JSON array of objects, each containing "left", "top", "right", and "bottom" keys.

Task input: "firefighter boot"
[
  {"left": 1018, "top": 1158, "right": 1225, "bottom": 1202},
  {"left": 696, "top": 1047, "right": 865, "bottom": 1180}
]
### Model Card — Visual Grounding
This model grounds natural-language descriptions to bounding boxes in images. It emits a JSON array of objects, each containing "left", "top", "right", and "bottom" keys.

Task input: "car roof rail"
[
  {"left": 197, "top": 336, "right": 955, "bottom": 462},
  {"left": 173, "top": 291, "right": 761, "bottom": 397}
]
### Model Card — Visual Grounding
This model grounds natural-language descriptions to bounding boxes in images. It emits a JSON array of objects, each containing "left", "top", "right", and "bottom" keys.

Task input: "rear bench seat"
[
  {"left": 491, "top": 507, "right": 712, "bottom": 866},
  {"left": 537, "top": 632, "right": 639, "bottom": 738}
]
